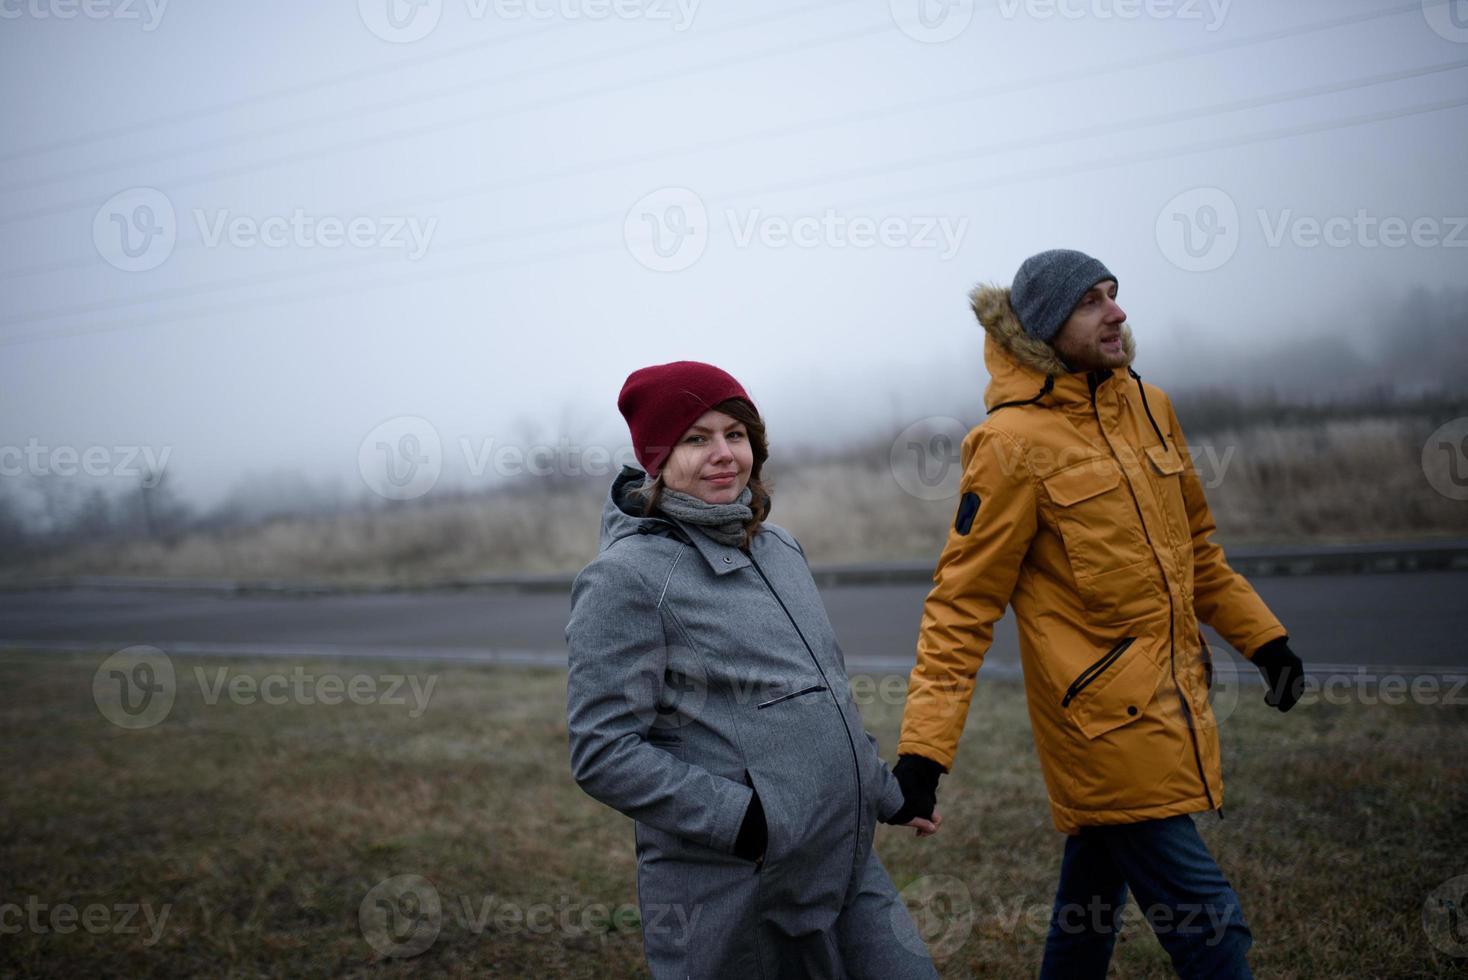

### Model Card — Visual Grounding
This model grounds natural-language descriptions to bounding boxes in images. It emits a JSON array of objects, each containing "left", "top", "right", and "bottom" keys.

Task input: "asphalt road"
[{"left": 2, "top": 571, "right": 1464, "bottom": 675}]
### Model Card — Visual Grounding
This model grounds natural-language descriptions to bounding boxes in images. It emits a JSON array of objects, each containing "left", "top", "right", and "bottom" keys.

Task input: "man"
[{"left": 892, "top": 249, "right": 1306, "bottom": 978}]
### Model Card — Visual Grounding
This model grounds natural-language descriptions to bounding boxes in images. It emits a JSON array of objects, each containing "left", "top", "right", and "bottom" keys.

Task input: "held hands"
[
  {"left": 884, "top": 754, "right": 947, "bottom": 837},
  {"left": 904, "top": 812, "right": 942, "bottom": 838},
  {"left": 1252, "top": 636, "right": 1305, "bottom": 712}
]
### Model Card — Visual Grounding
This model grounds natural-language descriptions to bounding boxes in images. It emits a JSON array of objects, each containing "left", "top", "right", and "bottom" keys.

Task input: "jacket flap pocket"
[
  {"left": 1067, "top": 645, "right": 1164, "bottom": 740},
  {"left": 1146, "top": 444, "right": 1184, "bottom": 476},
  {"left": 1044, "top": 463, "right": 1121, "bottom": 507}
]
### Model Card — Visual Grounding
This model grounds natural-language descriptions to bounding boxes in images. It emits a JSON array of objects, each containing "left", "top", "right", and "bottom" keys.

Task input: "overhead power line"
[
  {"left": 5, "top": 91, "right": 1462, "bottom": 348},
  {"left": 0, "top": 0, "right": 1435, "bottom": 283}
]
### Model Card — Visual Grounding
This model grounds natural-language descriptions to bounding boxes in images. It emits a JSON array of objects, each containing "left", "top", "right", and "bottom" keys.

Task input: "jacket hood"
[
  {"left": 598, "top": 465, "right": 666, "bottom": 551},
  {"left": 970, "top": 282, "right": 1136, "bottom": 412}
]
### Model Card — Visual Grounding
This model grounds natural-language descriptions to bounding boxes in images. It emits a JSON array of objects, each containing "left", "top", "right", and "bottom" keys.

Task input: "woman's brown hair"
[{"left": 635, "top": 398, "right": 772, "bottom": 548}]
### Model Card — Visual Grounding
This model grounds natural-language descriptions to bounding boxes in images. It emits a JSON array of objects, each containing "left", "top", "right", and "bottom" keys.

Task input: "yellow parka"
[{"left": 898, "top": 284, "right": 1287, "bottom": 834}]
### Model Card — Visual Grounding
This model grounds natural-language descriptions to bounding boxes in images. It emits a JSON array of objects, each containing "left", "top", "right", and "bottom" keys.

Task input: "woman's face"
[{"left": 660, "top": 409, "right": 754, "bottom": 504}]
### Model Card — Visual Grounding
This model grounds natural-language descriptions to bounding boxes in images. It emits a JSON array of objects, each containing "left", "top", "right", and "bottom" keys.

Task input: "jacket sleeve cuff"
[
  {"left": 877, "top": 773, "right": 907, "bottom": 823},
  {"left": 1241, "top": 625, "right": 1289, "bottom": 660}
]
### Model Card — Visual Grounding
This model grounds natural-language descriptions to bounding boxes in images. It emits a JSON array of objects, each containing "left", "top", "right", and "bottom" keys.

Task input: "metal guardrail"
[{"left": 3, "top": 539, "right": 1466, "bottom": 597}]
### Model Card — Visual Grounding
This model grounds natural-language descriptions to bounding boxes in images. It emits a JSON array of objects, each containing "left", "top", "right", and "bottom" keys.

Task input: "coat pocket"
[
  {"left": 1062, "top": 637, "right": 1165, "bottom": 739},
  {"left": 1044, "top": 462, "right": 1157, "bottom": 617},
  {"left": 756, "top": 684, "right": 826, "bottom": 710},
  {"left": 1061, "top": 637, "right": 1136, "bottom": 708}
]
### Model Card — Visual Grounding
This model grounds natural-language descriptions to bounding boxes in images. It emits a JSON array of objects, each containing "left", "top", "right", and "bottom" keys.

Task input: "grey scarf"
[{"left": 653, "top": 482, "right": 754, "bottom": 548}]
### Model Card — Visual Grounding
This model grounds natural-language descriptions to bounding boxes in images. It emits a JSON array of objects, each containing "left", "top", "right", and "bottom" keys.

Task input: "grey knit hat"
[{"left": 1010, "top": 249, "right": 1117, "bottom": 344}]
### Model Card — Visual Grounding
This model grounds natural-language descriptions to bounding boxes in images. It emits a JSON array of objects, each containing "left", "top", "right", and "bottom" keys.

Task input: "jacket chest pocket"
[{"left": 1044, "top": 462, "right": 1133, "bottom": 571}]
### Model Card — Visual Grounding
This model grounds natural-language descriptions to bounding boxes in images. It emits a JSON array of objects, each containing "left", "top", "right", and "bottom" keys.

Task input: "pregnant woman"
[{"left": 566, "top": 360, "right": 941, "bottom": 979}]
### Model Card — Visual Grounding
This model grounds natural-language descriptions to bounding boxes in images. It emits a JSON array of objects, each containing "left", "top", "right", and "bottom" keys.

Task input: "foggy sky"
[{"left": 2, "top": 0, "right": 1466, "bottom": 511}]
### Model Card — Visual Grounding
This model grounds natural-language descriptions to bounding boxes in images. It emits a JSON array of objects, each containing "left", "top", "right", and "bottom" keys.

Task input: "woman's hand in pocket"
[{"left": 905, "top": 811, "right": 942, "bottom": 838}]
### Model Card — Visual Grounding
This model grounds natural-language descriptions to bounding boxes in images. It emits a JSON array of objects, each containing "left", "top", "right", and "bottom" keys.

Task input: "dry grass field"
[
  {"left": 4, "top": 411, "right": 1465, "bottom": 586},
  {"left": 2, "top": 650, "right": 1466, "bottom": 978}
]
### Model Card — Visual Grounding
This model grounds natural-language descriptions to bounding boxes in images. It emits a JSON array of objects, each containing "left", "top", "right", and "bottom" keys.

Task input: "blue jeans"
[{"left": 1039, "top": 814, "right": 1252, "bottom": 980}]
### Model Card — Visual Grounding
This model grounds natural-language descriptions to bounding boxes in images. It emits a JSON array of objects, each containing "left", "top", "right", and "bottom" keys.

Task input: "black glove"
[
  {"left": 733, "top": 788, "right": 767, "bottom": 862},
  {"left": 884, "top": 754, "right": 946, "bottom": 825},
  {"left": 1252, "top": 637, "right": 1304, "bottom": 712}
]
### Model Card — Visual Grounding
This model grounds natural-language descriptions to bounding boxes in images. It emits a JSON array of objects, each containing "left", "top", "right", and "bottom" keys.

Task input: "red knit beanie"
[{"left": 617, "top": 361, "right": 754, "bottom": 477}]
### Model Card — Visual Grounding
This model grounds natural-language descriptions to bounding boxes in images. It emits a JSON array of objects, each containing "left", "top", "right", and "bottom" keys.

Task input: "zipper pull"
[{"left": 1218, "top": 807, "right": 1226, "bottom": 821}]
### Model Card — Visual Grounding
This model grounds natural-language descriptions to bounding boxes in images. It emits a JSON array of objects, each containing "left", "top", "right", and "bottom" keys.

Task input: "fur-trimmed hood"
[{"left": 969, "top": 282, "right": 1136, "bottom": 412}]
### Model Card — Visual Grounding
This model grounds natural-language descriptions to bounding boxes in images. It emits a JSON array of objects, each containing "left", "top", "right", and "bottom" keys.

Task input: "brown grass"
[
  {"left": 2, "top": 413, "right": 1464, "bottom": 585},
  {"left": 2, "top": 651, "right": 1465, "bottom": 977}
]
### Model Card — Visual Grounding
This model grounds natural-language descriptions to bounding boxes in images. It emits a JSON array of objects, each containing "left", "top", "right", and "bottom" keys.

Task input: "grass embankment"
[
  {"left": 2, "top": 651, "right": 1465, "bottom": 977},
  {"left": 5, "top": 410, "right": 1466, "bottom": 586}
]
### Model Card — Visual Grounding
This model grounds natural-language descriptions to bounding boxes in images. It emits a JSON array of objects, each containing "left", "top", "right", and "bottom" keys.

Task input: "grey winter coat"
[{"left": 566, "top": 468, "right": 938, "bottom": 979}]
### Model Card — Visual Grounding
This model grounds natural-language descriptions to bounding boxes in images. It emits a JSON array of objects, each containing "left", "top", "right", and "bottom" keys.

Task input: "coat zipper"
[
  {"left": 757, "top": 684, "right": 827, "bottom": 709},
  {"left": 1060, "top": 637, "right": 1136, "bottom": 707},
  {"left": 746, "top": 552, "right": 864, "bottom": 873},
  {"left": 1091, "top": 381, "right": 1218, "bottom": 814}
]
